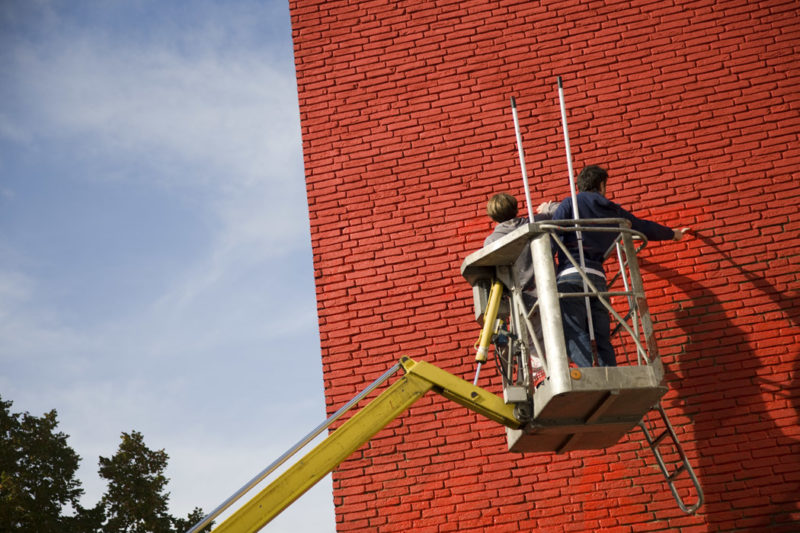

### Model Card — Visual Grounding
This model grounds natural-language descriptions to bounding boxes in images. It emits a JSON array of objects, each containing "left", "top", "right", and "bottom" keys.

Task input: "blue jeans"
[{"left": 558, "top": 273, "right": 616, "bottom": 367}]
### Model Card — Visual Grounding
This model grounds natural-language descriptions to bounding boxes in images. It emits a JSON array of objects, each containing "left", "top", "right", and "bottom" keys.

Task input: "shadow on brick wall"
[
  {"left": 639, "top": 232, "right": 800, "bottom": 530},
  {"left": 694, "top": 233, "right": 800, "bottom": 329}
]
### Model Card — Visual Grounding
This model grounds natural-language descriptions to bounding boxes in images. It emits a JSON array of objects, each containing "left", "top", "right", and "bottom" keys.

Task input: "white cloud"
[
  {"left": 3, "top": 0, "right": 313, "bottom": 311},
  {"left": 7, "top": 18, "right": 302, "bottom": 185}
]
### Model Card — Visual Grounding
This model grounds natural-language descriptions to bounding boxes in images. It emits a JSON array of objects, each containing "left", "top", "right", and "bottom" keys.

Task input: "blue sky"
[{"left": 0, "top": 1, "right": 334, "bottom": 530}]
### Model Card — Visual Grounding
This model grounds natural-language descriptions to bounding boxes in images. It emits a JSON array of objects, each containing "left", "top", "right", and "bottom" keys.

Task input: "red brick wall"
[{"left": 290, "top": 0, "right": 800, "bottom": 530}]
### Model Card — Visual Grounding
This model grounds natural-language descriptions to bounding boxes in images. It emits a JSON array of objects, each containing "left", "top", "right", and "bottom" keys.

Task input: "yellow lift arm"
[{"left": 206, "top": 357, "right": 520, "bottom": 533}]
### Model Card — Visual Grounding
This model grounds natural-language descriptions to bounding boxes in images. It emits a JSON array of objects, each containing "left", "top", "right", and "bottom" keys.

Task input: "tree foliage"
[
  {"left": 0, "top": 396, "right": 211, "bottom": 532},
  {"left": 0, "top": 396, "right": 83, "bottom": 532},
  {"left": 98, "top": 430, "right": 173, "bottom": 533},
  {"left": 173, "top": 507, "right": 210, "bottom": 533}
]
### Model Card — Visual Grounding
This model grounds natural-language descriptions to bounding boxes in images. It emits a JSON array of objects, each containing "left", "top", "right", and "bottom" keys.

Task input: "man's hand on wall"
[{"left": 673, "top": 227, "right": 692, "bottom": 240}]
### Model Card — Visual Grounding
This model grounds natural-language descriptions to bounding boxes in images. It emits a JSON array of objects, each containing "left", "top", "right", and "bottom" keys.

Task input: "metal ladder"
[{"left": 638, "top": 402, "right": 704, "bottom": 514}]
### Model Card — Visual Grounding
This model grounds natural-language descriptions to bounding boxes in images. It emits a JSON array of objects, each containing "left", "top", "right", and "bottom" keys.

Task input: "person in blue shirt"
[{"left": 551, "top": 165, "right": 689, "bottom": 367}]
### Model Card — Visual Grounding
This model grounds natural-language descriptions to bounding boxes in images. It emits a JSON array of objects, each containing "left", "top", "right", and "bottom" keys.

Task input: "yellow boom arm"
[{"left": 209, "top": 357, "right": 520, "bottom": 533}]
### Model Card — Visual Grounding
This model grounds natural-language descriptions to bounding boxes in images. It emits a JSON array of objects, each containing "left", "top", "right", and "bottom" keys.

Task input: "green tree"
[
  {"left": 173, "top": 507, "right": 211, "bottom": 533},
  {"left": 98, "top": 430, "right": 174, "bottom": 533},
  {"left": 0, "top": 396, "right": 84, "bottom": 532},
  {"left": 0, "top": 397, "right": 209, "bottom": 533}
]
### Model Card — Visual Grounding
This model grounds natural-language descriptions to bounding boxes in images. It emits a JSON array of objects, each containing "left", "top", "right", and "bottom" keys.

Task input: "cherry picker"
[
  {"left": 188, "top": 217, "right": 703, "bottom": 533},
  {"left": 188, "top": 81, "right": 703, "bottom": 533}
]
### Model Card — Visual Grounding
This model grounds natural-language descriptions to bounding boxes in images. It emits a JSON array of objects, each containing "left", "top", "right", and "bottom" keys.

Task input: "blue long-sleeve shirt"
[{"left": 551, "top": 192, "right": 674, "bottom": 275}]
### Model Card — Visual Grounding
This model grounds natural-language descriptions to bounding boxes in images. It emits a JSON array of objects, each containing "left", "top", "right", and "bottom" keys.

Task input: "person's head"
[
  {"left": 487, "top": 193, "right": 518, "bottom": 223},
  {"left": 577, "top": 165, "right": 608, "bottom": 194}
]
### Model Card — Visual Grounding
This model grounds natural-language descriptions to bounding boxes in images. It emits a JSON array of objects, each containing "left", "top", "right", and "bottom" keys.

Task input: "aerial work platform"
[
  {"left": 461, "top": 219, "right": 669, "bottom": 453},
  {"left": 461, "top": 218, "right": 701, "bottom": 512}
]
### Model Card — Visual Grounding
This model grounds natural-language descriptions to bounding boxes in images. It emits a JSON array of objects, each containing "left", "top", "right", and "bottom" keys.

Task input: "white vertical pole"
[
  {"left": 511, "top": 96, "right": 535, "bottom": 222},
  {"left": 557, "top": 78, "right": 579, "bottom": 220},
  {"left": 557, "top": 76, "right": 597, "bottom": 362}
]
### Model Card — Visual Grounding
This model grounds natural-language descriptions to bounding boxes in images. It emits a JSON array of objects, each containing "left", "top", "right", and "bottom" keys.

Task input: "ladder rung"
[
  {"left": 651, "top": 428, "right": 669, "bottom": 447},
  {"left": 668, "top": 463, "right": 686, "bottom": 481}
]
